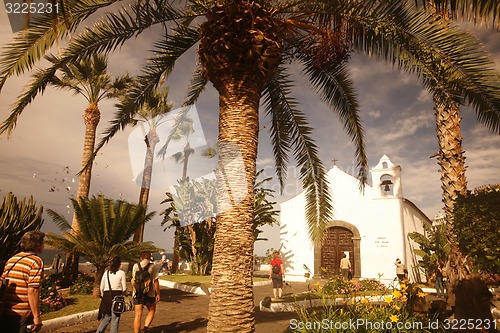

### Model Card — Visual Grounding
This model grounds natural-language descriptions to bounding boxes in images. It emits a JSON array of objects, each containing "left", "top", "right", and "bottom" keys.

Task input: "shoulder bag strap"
[
  {"left": 4, "top": 254, "right": 33, "bottom": 277},
  {"left": 107, "top": 271, "right": 111, "bottom": 291}
]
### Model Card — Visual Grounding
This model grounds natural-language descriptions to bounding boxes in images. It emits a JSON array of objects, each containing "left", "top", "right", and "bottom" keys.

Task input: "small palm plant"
[{"left": 45, "top": 195, "right": 159, "bottom": 297}]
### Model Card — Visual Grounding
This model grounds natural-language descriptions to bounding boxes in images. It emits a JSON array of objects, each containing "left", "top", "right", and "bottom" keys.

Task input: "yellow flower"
[
  {"left": 385, "top": 296, "right": 393, "bottom": 304},
  {"left": 392, "top": 290, "right": 402, "bottom": 298},
  {"left": 361, "top": 297, "right": 369, "bottom": 304},
  {"left": 393, "top": 305, "right": 401, "bottom": 311},
  {"left": 417, "top": 291, "right": 426, "bottom": 298},
  {"left": 389, "top": 315, "right": 399, "bottom": 322}
]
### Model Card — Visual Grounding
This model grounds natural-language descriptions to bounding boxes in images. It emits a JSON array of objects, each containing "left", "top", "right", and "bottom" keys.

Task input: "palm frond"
[
  {"left": 263, "top": 68, "right": 333, "bottom": 242},
  {"left": 262, "top": 68, "right": 293, "bottom": 191},
  {"left": 322, "top": 0, "right": 500, "bottom": 133},
  {"left": 300, "top": 59, "right": 368, "bottom": 186},
  {"left": 0, "top": 63, "right": 60, "bottom": 136},
  {"left": 0, "top": 0, "right": 119, "bottom": 90},
  {"left": 58, "top": 0, "right": 186, "bottom": 61},
  {"left": 85, "top": 24, "right": 200, "bottom": 170},
  {"left": 413, "top": 0, "right": 500, "bottom": 29},
  {"left": 182, "top": 63, "right": 208, "bottom": 107},
  {"left": 46, "top": 208, "right": 72, "bottom": 231}
]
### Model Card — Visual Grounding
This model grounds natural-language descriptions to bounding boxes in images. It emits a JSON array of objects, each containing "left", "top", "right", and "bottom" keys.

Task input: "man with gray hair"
[{"left": 2, "top": 230, "right": 45, "bottom": 333}]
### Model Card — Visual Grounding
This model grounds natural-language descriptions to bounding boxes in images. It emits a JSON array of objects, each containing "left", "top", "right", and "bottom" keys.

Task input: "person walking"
[
  {"left": 339, "top": 253, "right": 351, "bottom": 280},
  {"left": 269, "top": 251, "right": 284, "bottom": 299},
  {"left": 394, "top": 258, "right": 406, "bottom": 281},
  {"left": 1, "top": 230, "right": 45, "bottom": 333},
  {"left": 132, "top": 250, "right": 160, "bottom": 333},
  {"left": 96, "top": 256, "right": 127, "bottom": 333}
]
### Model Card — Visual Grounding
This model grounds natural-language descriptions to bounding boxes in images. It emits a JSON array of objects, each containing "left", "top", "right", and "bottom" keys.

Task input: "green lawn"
[
  {"left": 41, "top": 294, "right": 101, "bottom": 320},
  {"left": 159, "top": 274, "right": 268, "bottom": 287}
]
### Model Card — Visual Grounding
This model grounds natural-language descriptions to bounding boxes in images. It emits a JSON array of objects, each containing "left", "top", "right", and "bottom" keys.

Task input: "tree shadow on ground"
[
  {"left": 148, "top": 318, "right": 208, "bottom": 332},
  {"left": 159, "top": 288, "right": 208, "bottom": 305},
  {"left": 254, "top": 306, "right": 297, "bottom": 324}
]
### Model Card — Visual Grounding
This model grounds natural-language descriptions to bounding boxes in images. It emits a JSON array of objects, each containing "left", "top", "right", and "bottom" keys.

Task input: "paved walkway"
[{"left": 46, "top": 281, "right": 312, "bottom": 333}]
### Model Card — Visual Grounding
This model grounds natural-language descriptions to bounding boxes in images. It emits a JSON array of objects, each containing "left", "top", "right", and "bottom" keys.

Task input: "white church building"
[{"left": 279, "top": 155, "right": 431, "bottom": 284}]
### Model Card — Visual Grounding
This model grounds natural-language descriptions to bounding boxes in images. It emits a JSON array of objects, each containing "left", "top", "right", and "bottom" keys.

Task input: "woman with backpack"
[{"left": 96, "top": 256, "right": 127, "bottom": 333}]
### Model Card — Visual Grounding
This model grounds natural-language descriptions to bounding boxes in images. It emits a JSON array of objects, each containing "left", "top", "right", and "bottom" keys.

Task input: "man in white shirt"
[{"left": 339, "top": 253, "right": 351, "bottom": 280}]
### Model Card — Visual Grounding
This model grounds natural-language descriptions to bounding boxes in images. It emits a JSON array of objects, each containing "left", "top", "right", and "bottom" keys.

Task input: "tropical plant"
[
  {"left": 161, "top": 171, "right": 279, "bottom": 275},
  {"left": 252, "top": 171, "right": 280, "bottom": 241},
  {"left": 2, "top": 1, "right": 500, "bottom": 331},
  {"left": 116, "top": 86, "right": 174, "bottom": 243},
  {"left": 49, "top": 53, "right": 131, "bottom": 278},
  {"left": 161, "top": 178, "right": 217, "bottom": 276},
  {"left": 453, "top": 188, "right": 500, "bottom": 274},
  {"left": 0, "top": 192, "right": 44, "bottom": 274},
  {"left": 45, "top": 195, "right": 159, "bottom": 297},
  {"left": 410, "top": 0, "right": 500, "bottom": 295},
  {"left": 0, "top": 52, "right": 131, "bottom": 278},
  {"left": 408, "top": 223, "right": 450, "bottom": 282},
  {"left": 161, "top": 112, "right": 196, "bottom": 273}
]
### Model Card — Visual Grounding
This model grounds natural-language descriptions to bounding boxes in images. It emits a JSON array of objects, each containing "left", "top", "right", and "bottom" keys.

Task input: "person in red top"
[
  {"left": 2, "top": 230, "right": 45, "bottom": 333},
  {"left": 269, "top": 251, "right": 284, "bottom": 298}
]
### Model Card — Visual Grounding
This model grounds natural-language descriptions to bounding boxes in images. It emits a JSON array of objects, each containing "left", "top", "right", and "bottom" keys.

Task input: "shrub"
[
  {"left": 295, "top": 279, "right": 442, "bottom": 332},
  {"left": 40, "top": 275, "right": 66, "bottom": 314},
  {"left": 320, "top": 276, "right": 387, "bottom": 297},
  {"left": 69, "top": 273, "right": 94, "bottom": 295}
]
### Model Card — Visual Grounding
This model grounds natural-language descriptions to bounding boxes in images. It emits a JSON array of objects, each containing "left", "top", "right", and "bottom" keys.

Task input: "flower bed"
[
  {"left": 40, "top": 272, "right": 94, "bottom": 314},
  {"left": 293, "top": 278, "right": 440, "bottom": 332}
]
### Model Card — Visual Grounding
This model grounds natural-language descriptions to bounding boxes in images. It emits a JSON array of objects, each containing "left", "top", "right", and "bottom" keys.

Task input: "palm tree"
[
  {"left": 48, "top": 54, "right": 131, "bottom": 226},
  {"left": 1, "top": 1, "right": 500, "bottom": 331},
  {"left": 118, "top": 87, "right": 174, "bottom": 243},
  {"left": 45, "top": 195, "right": 159, "bottom": 298},
  {"left": 44, "top": 53, "right": 131, "bottom": 278},
  {"left": 410, "top": 0, "right": 500, "bottom": 291},
  {"left": 164, "top": 113, "right": 195, "bottom": 273}
]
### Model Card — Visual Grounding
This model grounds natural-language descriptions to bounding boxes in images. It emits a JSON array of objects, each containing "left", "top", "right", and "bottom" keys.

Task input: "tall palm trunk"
[
  {"left": 198, "top": 2, "right": 282, "bottom": 330},
  {"left": 134, "top": 129, "right": 159, "bottom": 243},
  {"left": 433, "top": 98, "right": 469, "bottom": 296},
  {"left": 171, "top": 141, "right": 194, "bottom": 274},
  {"left": 65, "top": 103, "right": 100, "bottom": 278},
  {"left": 208, "top": 81, "right": 261, "bottom": 332}
]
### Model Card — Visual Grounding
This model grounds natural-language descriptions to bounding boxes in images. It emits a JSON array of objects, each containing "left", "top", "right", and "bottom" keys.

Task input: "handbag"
[{"left": 107, "top": 271, "right": 126, "bottom": 315}]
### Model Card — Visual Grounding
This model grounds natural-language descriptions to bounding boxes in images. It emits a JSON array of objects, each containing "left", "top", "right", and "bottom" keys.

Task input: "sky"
[{"left": 0, "top": 8, "right": 499, "bottom": 257}]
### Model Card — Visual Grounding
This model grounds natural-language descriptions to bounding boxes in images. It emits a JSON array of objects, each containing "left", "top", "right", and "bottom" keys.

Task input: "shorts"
[
  {"left": 272, "top": 274, "right": 283, "bottom": 288},
  {"left": 133, "top": 294, "right": 156, "bottom": 306}
]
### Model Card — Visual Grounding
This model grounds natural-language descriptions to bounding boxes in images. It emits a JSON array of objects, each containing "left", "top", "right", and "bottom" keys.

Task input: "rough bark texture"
[
  {"left": 72, "top": 103, "right": 101, "bottom": 232},
  {"left": 93, "top": 267, "right": 106, "bottom": 298},
  {"left": 434, "top": 99, "right": 469, "bottom": 301},
  {"left": 134, "top": 129, "right": 159, "bottom": 243},
  {"left": 66, "top": 103, "right": 100, "bottom": 279},
  {"left": 198, "top": 2, "right": 282, "bottom": 332}
]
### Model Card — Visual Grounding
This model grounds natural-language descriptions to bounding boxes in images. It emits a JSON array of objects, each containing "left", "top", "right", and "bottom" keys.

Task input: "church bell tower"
[{"left": 371, "top": 155, "right": 403, "bottom": 199}]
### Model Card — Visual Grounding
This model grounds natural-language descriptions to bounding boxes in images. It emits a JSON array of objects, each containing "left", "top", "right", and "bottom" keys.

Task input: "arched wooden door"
[{"left": 321, "top": 227, "right": 355, "bottom": 276}]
